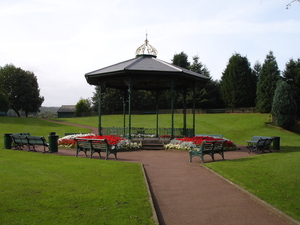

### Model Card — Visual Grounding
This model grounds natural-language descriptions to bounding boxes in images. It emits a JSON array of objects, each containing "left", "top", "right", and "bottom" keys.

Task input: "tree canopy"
[
  {"left": 220, "top": 53, "right": 256, "bottom": 108},
  {"left": 272, "top": 80, "right": 297, "bottom": 129},
  {"left": 75, "top": 98, "right": 91, "bottom": 117},
  {"left": 171, "top": 52, "right": 190, "bottom": 69},
  {"left": 282, "top": 58, "right": 300, "bottom": 119},
  {"left": 0, "top": 64, "right": 44, "bottom": 117},
  {"left": 256, "top": 51, "right": 281, "bottom": 113}
]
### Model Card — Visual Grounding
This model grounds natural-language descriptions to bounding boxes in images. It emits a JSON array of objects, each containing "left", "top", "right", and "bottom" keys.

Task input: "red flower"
[
  {"left": 175, "top": 136, "right": 235, "bottom": 148},
  {"left": 58, "top": 135, "right": 125, "bottom": 147}
]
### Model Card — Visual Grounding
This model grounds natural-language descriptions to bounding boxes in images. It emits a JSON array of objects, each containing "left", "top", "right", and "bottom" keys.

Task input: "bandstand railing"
[{"left": 101, "top": 127, "right": 194, "bottom": 139}]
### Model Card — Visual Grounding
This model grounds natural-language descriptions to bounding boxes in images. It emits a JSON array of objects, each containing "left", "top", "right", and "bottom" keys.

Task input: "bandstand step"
[{"left": 141, "top": 140, "right": 165, "bottom": 150}]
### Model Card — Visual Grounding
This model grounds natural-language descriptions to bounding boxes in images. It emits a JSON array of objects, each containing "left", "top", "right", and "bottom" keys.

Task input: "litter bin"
[
  {"left": 4, "top": 133, "right": 12, "bottom": 149},
  {"left": 272, "top": 136, "right": 280, "bottom": 150},
  {"left": 48, "top": 132, "right": 59, "bottom": 153}
]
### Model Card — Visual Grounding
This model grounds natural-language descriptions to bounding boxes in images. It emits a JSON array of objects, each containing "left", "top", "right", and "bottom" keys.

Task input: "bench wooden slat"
[
  {"left": 74, "top": 138, "right": 117, "bottom": 160},
  {"left": 246, "top": 137, "right": 273, "bottom": 153},
  {"left": 11, "top": 134, "right": 49, "bottom": 152},
  {"left": 189, "top": 140, "right": 225, "bottom": 163}
]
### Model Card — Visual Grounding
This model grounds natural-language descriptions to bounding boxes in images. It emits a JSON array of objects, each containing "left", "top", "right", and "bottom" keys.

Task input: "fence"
[{"left": 101, "top": 127, "right": 194, "bottom": 138}]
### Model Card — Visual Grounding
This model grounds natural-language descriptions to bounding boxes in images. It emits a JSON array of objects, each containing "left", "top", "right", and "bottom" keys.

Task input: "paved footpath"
[
  {"left": 38, "top": 121, "right": 298, "bottom": 225},
  {"left": 53, "top": 148, "right": 296, "bottom": 225}
]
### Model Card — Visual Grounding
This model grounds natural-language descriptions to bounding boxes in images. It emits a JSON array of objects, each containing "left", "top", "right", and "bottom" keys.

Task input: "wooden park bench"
[
  {"left": 246, "top": 136, "right": 274, "bottom": 153},
  {"left": 74, "top": 138, "right": 117, "bottom": 160},
  {"left": 189, "top": 140, "right": 226, "bottom": 163},
  {"left": 11, "top": 133, "right": 49, "bottom": 152},
  {"left": 26, "top": 136, "right": 49, "bottom": 152}
]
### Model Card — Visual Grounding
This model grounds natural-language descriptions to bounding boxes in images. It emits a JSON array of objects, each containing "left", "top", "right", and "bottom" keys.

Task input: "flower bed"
[
  {"left": 164, "top": 136, "right": 237, "bottom": 150},
  {"left": 58, "top": 134, "right": 142, "bottom": 150}
]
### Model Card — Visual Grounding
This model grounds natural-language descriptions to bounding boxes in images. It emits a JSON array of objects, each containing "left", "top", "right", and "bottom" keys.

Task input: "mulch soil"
[{"left": 28, "top": 121, "right": 298, "bottom": 225}]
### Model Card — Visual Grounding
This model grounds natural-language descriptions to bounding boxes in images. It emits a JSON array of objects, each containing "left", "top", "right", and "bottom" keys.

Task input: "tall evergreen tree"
[
  {"left": 253, "top": 61, "right": 261, "bottom": 83},
  {"left": 171, "top": 51, "right": 190, "bottom": 69},
  {"left": 256, "top": 51, "right": 281, "bottom": 113},
  {"left": 220, "top": 53, "right": 256, "bottom": 108},
  {"left": 188, "top": 55, "right": 222, "bottom": 108},
  {"left": 282, "top": 58, "right": 300, "bottom": 119},
  {"left": 272, "top": 80, "right": 297, "bottom": 129}
]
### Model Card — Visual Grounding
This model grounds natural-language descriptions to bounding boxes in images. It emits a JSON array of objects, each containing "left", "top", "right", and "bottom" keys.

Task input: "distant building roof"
[{"left": 57, "top": 105, "right": 76, "bottom": 113}]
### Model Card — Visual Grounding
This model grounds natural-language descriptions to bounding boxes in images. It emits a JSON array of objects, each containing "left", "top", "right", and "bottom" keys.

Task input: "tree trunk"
[{"left": 11, "top": 106, "right": 20, "bottom": 117}]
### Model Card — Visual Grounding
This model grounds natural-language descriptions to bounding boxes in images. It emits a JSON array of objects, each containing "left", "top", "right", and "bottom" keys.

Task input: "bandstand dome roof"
[{"left": 85, "top": 37, "right": 209, "bottom": 90}]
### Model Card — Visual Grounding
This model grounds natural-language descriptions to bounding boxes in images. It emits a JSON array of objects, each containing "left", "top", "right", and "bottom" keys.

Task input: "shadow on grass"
[{"left": 275, "top": 146, "right": 300, "bottom": 153}]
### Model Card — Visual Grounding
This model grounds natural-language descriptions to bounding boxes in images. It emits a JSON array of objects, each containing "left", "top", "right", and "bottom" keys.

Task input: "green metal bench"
[
  {"left": 26, "top": 136, "right": 49, "bottom": 152},
  {"left": 11, "top": 134, "right": 49, "bottom": 152},
  {"left": 11, "top": 134, "right": 29, "bottom": 150},
  {"left": 246, "top": 136, "right": 274, "bottom": 153},
  {"left": 189, "top": 140, "right": 226, "bottom": 163},
  {"left": 74, "top": 138, "right": 117, "bottom": 160}
]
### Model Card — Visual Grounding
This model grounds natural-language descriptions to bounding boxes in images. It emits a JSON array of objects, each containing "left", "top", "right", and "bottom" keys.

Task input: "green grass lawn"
[
  {"left": 205, "top": 146, "right": 300, "bottom": 221},
  {"left": 0, "top": 117, "right": 90, "bottom": 139},
  {"left": 1, "top": 114, "right": 300, "bottom": 223},
  {"left": 51, "top": 113, "right": 300, "bottom": 146},
  {"left": 0, "top": 150, "right": 155, "bottom": 225}
]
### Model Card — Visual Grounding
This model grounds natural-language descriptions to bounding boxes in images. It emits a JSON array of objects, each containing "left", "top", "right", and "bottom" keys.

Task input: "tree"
[
  {"left": 20, "top": 71, "right": 44, "bottom": 117},
  {"left": 0, "top": 90, "right": 9, "bottom": 112},
  {"left": 188, "top": 55, "right": 222, "bottom": 108},
  {"left": 189, "top": 55, "right": 209, "bottom": 76},
  {"left": 171, "top": 52, "right": 190, "bottom": 69},
  {"left": 253, "top": 61, "right": 261, "bottom": 82},
  {"left": 0, "top": 64, "right": 44, "bottom": 117},
  {"left": 75, "top": 98, "right": 91, "bottom": 117},
  {"left": 272, "top": 80, "right": 297, "bottom": 129},
  {"left": 282, "top": 58, "right": 300, "bottom": 119},
  {"left": 256, "top": 51, "right": 281, "bottom": 113},
  {"left": 220, "top": 53, "right": 256, "bottom": 108}
]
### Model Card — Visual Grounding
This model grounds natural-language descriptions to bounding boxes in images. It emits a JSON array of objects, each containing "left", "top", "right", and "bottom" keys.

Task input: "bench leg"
[{"left": 90, "top": 150, "right": 101, "bottom": 159}]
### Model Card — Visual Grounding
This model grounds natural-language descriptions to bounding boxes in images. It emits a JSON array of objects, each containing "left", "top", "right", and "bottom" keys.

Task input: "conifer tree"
[
  {"left": 272, "top": 80, "right": 297, "bottom": 129},
  {"left": 220, "top": 53, "right": 256, "bottom": 108},
  {"left": 282, "top": 58, "right": 300, "bottom": 119},
  {"left": 256, "top": 51, "right": 281, "bottom": 113}
]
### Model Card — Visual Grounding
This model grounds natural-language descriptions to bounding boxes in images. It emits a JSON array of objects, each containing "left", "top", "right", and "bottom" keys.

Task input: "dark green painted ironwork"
[
  {"left": 127, "top": 78, "right": 132, "bottom": 139},
  {"left": 192, "top": 83, "right": 196, "bottom": 136},
  {"left": 98, "top": 85, "right": 102, "bottom": 135},
  {"left": 183, "top": 87, "right": 187, "bottom": 136},
  {"left": 122, "top": 89, "right": 126, "bottom": 137},
  {"left": 101, "top": 127, "right": 192, "bottom": 138},
  {"left": 156, "top": 90, "right": 159, "bottom": 138},
  {"left": 171, "top": 79, "right": 175, "bottom": 139}
]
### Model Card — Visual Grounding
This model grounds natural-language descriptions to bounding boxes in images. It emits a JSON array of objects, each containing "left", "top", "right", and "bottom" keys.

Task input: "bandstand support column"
[
  {"left": 171, "top": 79, "right": 175, "bottom": 139},
  {"left": 156, "top": 90, "right": 159, "bottom": 138},
  {"left": 98, "top": 85, "right": 102, "bottom": 135},
  {"left": 183, "top": 87, "right": 187, "bottom": 137},
  {"left": 192, "top": 83, "right": 196, "bottom": 136},
  {"left": 127, "top": 79, "right": 132, "bottom": 139},
  {"left": 122, "top": 89, "right": 127, "bottom": 137}
]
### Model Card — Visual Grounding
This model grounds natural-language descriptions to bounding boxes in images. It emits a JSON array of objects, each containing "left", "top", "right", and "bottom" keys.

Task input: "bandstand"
[{"left": 85, "top": 36, "right": 209, "bottom": 140}]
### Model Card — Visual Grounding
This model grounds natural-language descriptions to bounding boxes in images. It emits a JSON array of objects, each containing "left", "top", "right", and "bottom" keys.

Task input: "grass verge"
[
  {"left": 204, "top": 146, "right": 300, "bottom": 221},
  {"left": 51, "top": 114, "right": 299, "bottom": 146},
  {"left": 0, "top": 150, "right": 155, "bottom": 225}
]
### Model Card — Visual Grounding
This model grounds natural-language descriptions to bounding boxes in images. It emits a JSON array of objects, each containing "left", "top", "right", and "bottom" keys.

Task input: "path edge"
[
  {"left": 202, "top": 165, "right": 300, "bottom": 225},
  {"left": 141, "top": 164, "right": 160, "bottom": 225}
]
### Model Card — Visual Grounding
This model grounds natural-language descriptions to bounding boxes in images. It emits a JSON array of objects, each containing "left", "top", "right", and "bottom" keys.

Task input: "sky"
[{"left": 1, "top": 0, "right": 299, "bottom": 107}]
